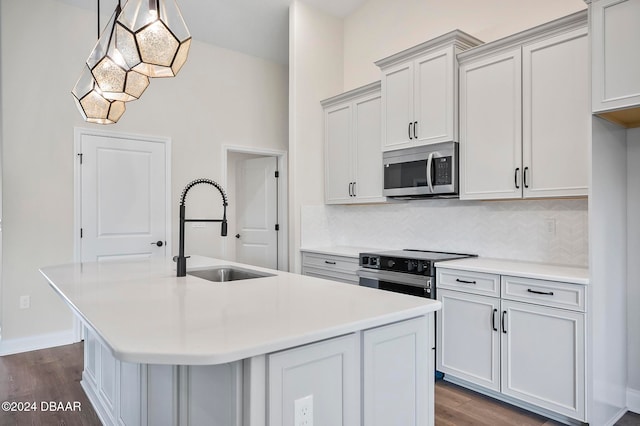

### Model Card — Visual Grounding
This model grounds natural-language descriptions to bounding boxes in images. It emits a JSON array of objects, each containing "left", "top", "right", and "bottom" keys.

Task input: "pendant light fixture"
[
  {"left": 71, "top": 0, "right": 126, "bottom": 124},
  {"left": 87, "top": 1, "right": 150, "bottom": 102},
  {"left": 115, "top": 0, "right": 192, "bottom": 78}
]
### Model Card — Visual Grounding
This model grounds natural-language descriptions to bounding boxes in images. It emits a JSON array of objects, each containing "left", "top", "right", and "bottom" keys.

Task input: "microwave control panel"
[{"left": 433, "top": 156, "right": 452, "bottom": 185}]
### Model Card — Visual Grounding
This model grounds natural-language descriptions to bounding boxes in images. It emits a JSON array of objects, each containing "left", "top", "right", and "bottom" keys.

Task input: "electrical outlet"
[
  {"left": 544, "top": 218, "right": 556, "bottom": 236},
  {"left": 19, "top": 295, "right": 30, "bottom": 309},
  {"left": 294, "top": 394, "right": 313, "bottom": 426}
]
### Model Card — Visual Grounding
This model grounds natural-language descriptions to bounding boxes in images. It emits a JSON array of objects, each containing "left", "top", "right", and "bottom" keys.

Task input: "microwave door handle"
[{"left": 426, "top": 152, "right": 435, "bottom": 193}]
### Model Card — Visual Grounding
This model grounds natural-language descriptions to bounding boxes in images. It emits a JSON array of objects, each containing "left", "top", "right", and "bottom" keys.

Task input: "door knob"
[
  {"left": 235, "top": 234, "right": 241, "bottom": 239},
  {"left": 151, "top": 240, "right": 164, "bottom": 247}
]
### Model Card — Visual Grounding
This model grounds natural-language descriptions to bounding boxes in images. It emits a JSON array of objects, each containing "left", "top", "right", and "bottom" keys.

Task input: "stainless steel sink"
[{"left": 187, "top": 266, "right": 274, "bottom": 282}]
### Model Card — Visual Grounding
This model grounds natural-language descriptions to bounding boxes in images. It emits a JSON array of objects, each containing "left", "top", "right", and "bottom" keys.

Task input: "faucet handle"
[{"left": 172, "top": 255, "right": 190, "bottom": 262}]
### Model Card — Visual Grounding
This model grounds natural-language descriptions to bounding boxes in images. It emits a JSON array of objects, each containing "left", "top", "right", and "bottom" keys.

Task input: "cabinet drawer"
[
  {"left": 302, "top": 252, "right": 359, "bottom": 273},
  {"left": 302, "top": 266, "right": 359, "bottom": 285},
  {"left": 501, "top": 276, "right": 585, "bottom": 312},
  {"left": 437, "top": 268, "right": 500, "bottom": 297}
]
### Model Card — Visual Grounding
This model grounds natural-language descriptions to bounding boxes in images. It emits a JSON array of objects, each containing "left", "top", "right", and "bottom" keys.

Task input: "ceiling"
[{"left": 61, "top": 0, "right": 368, "bottom": 64}]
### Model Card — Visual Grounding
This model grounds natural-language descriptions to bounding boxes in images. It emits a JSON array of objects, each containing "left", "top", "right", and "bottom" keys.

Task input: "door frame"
[
  {"left": 73, "top": 127, "right": 172, "bottom": 338},
  {"left": 222, "top": 145, "right": 288, "bottom": 272}
]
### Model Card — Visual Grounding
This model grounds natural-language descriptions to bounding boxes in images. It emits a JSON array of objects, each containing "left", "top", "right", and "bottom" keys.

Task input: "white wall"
[
  {"left": 289, "top": 1, "right": 344, "bottom": 272},
  {"left": 0, "top": 0, "right": 287, "bottom": 345},
  {"left": 342, "top": 0, "right": 587, "bottom": 90},
  {"left": 627, "top": 128, "right": 640, "bottom": 402}
]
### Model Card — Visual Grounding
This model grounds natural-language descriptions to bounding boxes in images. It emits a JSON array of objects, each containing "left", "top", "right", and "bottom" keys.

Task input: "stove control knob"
[{"left": 387, "top": 259, "right": 395, "bottom": 268}]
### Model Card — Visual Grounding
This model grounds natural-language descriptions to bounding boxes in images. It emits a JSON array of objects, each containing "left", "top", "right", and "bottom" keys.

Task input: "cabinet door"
[
  {"left": 522, "top": 27, "right": 589, "bottom": 198},
  {"left": 268, "top": 334, "right": 360, "bottom": 426},
  {"left": 460, "top": 48, "right": 522, "bottom": 200},
  {"left": 363, "top": 316, "right": 431, "bottom": 426},
  {"left": 381, "top": 61, "right": 414, "bottom": 151},
  {"left": 437, "top": 289, "right": 500, "bottom": 391},
  {"left": 353, "top": 92, "right": 385, "bottom": 202},
  {"left": 325, "top": 104, "right": 353, "bottom": 203},
  {"left": 414, "top": 47, "right": 455, "bottom": 145},
  {"left": 501, "top": 300, "right": 585, "bottom": 421},
  {"left": 592, "top": 0, "right": 640, "bottom": 113}
]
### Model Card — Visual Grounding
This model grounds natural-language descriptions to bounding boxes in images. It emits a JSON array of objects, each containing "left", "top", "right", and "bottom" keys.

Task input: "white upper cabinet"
[
  {"left": 522, "top": 27, "right": 589, "bottom": 198},
  {"left": 460, "top": 48, "right": 522, "bottom": 200},
  {"left": 459, "top": 11, "right": 589, "bottom": 200},
  {"left": 591, "top": 0, "right": 640, "bottom": 127},
  {"left": 322, "top": 82, "right": 386, "bottom": 205},
  {"left": 376, "top": 31, "right": 482, "bottom": 152}
]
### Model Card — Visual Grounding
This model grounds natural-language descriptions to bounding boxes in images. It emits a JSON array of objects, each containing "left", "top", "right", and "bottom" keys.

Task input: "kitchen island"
[{"left": 40, "top": 256, "right": 440, "bottom": 426}]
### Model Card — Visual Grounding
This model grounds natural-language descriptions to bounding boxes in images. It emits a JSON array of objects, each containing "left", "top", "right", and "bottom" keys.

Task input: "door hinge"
[
  {"left": 275, "top": 224, "right": 280, "bottom": 231},
  {"left": 77, "top": 153, "right": 83, "bottom": 164},
  {"left": 274, "top": 171, "right": 279, "bottom": 178},
  {"left": 80, "top": 228, "right": 83, "bottom": 238}
]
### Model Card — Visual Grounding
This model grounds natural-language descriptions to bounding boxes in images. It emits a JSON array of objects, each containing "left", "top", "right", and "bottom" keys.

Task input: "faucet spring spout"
[{"left": 176, "top": 178, "right": 229, "bottom": 277}]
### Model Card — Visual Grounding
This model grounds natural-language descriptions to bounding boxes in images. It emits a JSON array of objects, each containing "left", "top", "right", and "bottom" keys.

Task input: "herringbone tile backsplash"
[{"left": 301, "top": 199, "right": 588, "bottom": 267}]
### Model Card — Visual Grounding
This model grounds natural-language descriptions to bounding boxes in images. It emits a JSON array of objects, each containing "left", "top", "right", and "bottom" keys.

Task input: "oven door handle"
[{"left": 357, "top": 269, "right": 430, "bottom": 288}]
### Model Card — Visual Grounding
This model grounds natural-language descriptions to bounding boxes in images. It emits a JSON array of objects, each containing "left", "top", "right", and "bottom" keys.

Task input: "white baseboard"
[
  {"left": 628, "top": 387, "right": 640, "bottom": 414},
  {"left": 0, "top": 329, "right": 79, "bottom": 356}
]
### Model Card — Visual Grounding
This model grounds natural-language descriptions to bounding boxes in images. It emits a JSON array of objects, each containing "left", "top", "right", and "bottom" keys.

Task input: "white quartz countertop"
[
  {"left": 434, "top": 257, "right": 589, "bottom": 285},
  {"left": 40, "top": 256, "right": 440, "bottom": 365}
]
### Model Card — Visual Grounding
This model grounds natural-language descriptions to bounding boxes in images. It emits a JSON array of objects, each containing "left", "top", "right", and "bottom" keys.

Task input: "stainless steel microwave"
[{"left": 383, "top": 142, "right": 459, "bottom": 198}]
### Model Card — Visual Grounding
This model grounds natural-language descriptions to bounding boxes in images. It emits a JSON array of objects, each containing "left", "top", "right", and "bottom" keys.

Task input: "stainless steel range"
[{"left": 357, "top": 249, "right": 476, "bottom": 298}]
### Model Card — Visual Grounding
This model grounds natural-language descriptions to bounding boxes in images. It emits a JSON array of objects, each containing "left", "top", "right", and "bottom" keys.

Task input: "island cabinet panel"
[
  {"left": 99, "top": 346, "right": 117, "bottom": 421},
  {"left": 591, "top": 0, "right": 640, "bottom": 118},
  {"left": 146, "top": 365, "right": 177, "bottom": 426},
  {"left": 118, "top": 362, "right": 142, "bottom": 426},
  {"left": 363, "top": 316, "right": 432, "bottom": 426},
  {"left": 180, "top": 364, "right": 242, "bottom": 426},
  {"left": 267, "top": 333, "right": 360, "bottom": 426}
]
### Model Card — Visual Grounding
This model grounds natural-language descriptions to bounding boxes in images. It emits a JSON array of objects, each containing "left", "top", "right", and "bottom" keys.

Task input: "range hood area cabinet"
[
  {"left": 375, "top": 31, "right": 483, "bottom": 152},
  {"left": 321, "top": 82, "right": 386, "bottom": 204},
  {"left": 590, "top": 0, "right": 640, "bottom": 128},
  {"left": 458, "top": 11, "right": 589, "bottom": 200}
]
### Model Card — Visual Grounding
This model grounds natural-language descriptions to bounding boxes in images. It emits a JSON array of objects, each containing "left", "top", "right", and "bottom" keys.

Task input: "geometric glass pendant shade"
[
  {"left": 71, "top": 64, "right": 126, "bottom": 125},
  {"left": 116, "top": 0, "right": 192, "bottom": 78},
  {"left": 87, "top": 3, "right": 150, "bottom": 102}
]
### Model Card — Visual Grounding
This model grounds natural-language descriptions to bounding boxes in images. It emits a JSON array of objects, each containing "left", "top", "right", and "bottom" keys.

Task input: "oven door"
[{"left": 357, "top": 269, "right": 433, "bottom": 299}]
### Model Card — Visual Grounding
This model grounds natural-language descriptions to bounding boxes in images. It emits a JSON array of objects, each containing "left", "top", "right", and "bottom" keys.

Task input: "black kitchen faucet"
[{"left": 175, "top": 178, "right": 228, "bottom": 277}]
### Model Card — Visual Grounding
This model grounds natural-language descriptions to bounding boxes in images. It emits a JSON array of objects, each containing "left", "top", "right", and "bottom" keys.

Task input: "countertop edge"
[{"left": 434, "top": 258, "right": 589, "bottom": 285}]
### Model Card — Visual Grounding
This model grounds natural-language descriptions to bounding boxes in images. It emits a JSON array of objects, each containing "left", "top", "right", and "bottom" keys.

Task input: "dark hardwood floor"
[{"left": 1, "top": 342, "right": 639, "bottom": 425}]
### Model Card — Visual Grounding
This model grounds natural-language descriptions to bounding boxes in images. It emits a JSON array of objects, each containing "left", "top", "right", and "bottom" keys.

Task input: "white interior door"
[
  {"left": 235, "top": 156, "right": 278, "bottom": 269},
  {"left": 80, "top": 133, "right": 167, "bottom": 262}
]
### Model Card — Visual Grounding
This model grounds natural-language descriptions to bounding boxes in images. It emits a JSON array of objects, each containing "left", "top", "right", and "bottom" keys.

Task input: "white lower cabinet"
[
  {"left": 500, "top": 300, "right": 585, "bottom": 419},
  {"left": 437, "top": 269, "right": 586, "bottom": 422},
  {"left": 301, "top": 251, "right": 360, "bottom": 284},
  {"left": 437, "top": 289, "right": 500, "bottom": 391}
]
